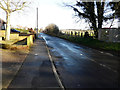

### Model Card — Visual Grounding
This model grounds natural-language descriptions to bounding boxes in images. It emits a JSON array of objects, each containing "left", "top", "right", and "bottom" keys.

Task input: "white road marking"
[
  {"left": 85, "top": 56, "right": 117, "bottom": 73},
  {"left": 80, "top": 49, "right": 117, "bottom": 73}
]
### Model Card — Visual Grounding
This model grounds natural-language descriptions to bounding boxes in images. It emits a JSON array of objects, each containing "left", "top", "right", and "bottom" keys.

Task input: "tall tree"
[
  {"left": 109, "top": 1, "right": 120, "bottom": 28},
  {"left": 0, "top": 0, "right": 27, "bottom": 40},
  {"left": 109, "top": 1, "right": 120, "bottom": 17},
  {"left": 65, "top": 0, "right": 114, "bottom": 38}
]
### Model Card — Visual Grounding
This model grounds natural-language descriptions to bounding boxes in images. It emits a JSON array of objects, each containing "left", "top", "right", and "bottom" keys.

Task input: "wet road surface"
[{"left": 41, "top": 33, "right": 119, "bottom": 88}]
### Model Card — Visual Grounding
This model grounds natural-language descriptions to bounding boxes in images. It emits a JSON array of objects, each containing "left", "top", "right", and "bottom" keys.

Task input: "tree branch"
[
  {"left": 109, "top": 18, "right": 115, "bottom": 28},
  {"left": 0, "top": 2, "right": 7, "bottom": 10},
  {"left": 11, "top": 2, "right": 26, "bottom": 12},
  {"left": 66, "top": 4, "right": 90, "bottom": 19},
  {"left": 2, "top": 0, "right": 7, "bottom": 6}
]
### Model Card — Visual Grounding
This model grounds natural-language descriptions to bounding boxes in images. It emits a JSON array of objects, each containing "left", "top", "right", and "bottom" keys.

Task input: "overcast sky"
[{"left": 0, "top": 0, "right": 118, "bottom": 29}]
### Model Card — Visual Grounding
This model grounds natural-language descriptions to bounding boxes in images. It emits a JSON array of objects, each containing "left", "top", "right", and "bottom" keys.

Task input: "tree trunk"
[
  {"left": 95, "top": 2, "right": 105, "bottom": 39},
  {"left": 5, "top": 11, "right": 11, "bottom": 41},
  {"left": 96, "top": 2, "right": 105, "bottom": 29}
]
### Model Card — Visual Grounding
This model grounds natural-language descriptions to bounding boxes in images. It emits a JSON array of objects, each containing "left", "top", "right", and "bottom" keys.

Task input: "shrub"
[{"left": 44, "top": 23, "right": 59, "bottom": 34}]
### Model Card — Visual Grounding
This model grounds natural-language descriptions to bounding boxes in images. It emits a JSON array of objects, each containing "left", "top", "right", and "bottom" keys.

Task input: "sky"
[{"left": 0, "top": 0, "right": 118, "bottom": 30}]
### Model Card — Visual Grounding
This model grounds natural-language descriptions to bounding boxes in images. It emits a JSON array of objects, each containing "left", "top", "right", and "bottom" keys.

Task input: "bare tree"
[{"left": 0, "top": 0, "right": 27, "bottom": 40}]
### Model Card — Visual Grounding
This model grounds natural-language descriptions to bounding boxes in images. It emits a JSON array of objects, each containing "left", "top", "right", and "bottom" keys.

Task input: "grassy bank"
[
  {"left": 60, "top": 35, "right": 120, "bottom": 51},
  {"left": 45, "top": 33, "right": 120, "bottom": 56}
]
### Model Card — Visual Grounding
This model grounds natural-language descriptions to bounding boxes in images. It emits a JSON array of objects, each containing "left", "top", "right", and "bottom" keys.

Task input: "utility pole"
[{"left": 36, "top": 7, "right": 38, "bottom": 38}]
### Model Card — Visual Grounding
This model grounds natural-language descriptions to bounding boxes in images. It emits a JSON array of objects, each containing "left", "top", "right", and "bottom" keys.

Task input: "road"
[{"left": 41, "top": 33, "right": 119, "bottom": 88}]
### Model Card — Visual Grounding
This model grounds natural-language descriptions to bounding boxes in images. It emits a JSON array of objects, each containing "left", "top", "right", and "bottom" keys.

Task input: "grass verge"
[{"left": 45, "top": 33, "right": 120, "bottom": 57}]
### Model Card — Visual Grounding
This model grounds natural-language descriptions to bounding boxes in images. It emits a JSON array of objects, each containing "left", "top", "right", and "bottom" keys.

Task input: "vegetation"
[
  {"left": 109, "top": 1, "right": 120, "bottom": 17},
  {"left": 0, "top": 0, "right": 28, "bottom": 40},
  {"left": 45, "top": 32, "right": 120, "bottom": 52},
  {"left": 60, "top": 35, "right": 120, "bottom": 51},
  {"left": 44, "top": 24, "right": 59, "bottom": 35},
  {"left": 64, "top": 1, "right": 120, "bottom": 38}
]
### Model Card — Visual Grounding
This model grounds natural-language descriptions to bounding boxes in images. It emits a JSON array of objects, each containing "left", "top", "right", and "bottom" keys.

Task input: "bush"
[{"left": 44, "top": 23, "right": 59, "bottom": 34}]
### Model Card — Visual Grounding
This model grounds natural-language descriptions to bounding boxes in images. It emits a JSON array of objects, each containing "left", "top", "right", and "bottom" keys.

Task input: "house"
[{"left": 0, "top": 18, "right": 6, "bottom": 30}]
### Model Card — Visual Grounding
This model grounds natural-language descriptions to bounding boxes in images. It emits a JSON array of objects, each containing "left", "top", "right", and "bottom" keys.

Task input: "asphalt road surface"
[{"left": 41, "top": 33, "right": 119, "bottom": 88}]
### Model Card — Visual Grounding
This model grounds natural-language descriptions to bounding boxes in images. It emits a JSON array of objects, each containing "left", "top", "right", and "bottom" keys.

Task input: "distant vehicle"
[{"left": 11, "top": 29, "right": 20, "bottom": 33}]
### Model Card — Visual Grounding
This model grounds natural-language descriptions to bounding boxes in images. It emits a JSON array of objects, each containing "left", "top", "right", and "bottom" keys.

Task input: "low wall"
[
  {"left": 27, "top": 34, "right": 34, "bottom": 47},
  {"left": 98, "top": 28, "right": 120, "bottom": 42},
  {"left": 10, "top": 33, "right": 19, "bottom": 40},
  {"left": 0, "top": 37, "right": 2, "bottom": 41},
  {"left": 19, "top": 36, "right": 27, "bottom": 41},
  {"left": 0, "top": 30, "right": 5, "bottom": 37},
  {"left": 8, "top": 34, "right": 35, "bottom": 50},
  {"left": 0, "top": 30, "right": 19, "bottom": 40},
  {"left": 1, "top": 31, "right": 36, "bottom": 49}
]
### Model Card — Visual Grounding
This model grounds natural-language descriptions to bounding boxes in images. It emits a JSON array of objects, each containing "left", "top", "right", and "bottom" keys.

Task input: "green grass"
[{"left": 60, "top": 35, "right": 120, "bottom": 51}]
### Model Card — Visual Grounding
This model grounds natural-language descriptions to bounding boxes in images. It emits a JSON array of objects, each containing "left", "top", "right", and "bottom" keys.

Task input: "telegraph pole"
[{"left": 36, "top": 7, "right": 38, "bottom": 38}]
